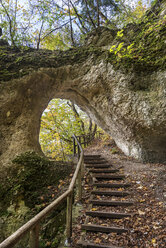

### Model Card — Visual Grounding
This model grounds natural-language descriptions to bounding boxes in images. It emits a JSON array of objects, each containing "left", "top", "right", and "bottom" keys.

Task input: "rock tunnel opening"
[
  {"left": 0, "top": 61, "right": 166, "bottom": 168},
  {"left": 39, "top": 98, "right": 99, "bottom": 161}
]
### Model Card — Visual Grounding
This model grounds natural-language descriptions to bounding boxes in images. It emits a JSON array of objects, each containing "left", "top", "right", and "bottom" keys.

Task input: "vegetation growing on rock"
[
  {"left": 0, "top": 151, "right": 72, "bottom": 244},
  {"left": 108, "top": 4, "right": 166, "bottom": 73},
  {"left": 1, "top": 151, "right": 72, "bottom": 208},
  {"left": 0, "top": 1, "right": 165, "bottom": 83}
]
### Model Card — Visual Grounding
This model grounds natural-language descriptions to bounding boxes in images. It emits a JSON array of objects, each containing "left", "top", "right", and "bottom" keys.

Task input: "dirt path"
[{"left": 72, "top": 140, "right": 166, "bottom": 248}]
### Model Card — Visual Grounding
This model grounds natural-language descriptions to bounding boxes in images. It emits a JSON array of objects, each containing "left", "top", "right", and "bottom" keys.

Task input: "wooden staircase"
[{"left": 77, "top": 154, "right": 133, "bottom": 248}]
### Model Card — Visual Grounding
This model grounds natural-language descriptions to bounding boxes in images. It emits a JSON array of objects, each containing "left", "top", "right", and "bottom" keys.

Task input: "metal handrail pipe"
[{"left": 0, "top": 190, "right": 70, "bottom": 248}]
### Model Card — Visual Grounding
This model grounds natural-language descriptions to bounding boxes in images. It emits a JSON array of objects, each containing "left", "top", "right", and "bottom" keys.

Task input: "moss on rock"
[
  {"left": 0, "top": 2, "right": 165, "bottom": 83},
  {"left": 108, "top": 5, "right": 166, "bottom": 73},
  {"left": 0, "top": 45, "right": 102, "bottom": 82},
  {"left": 0, "top": 151, "right": 72, "bottom": 244}
]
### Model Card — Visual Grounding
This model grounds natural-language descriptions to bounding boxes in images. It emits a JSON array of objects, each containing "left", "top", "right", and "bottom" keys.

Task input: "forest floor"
[{"left": 71, "top": 138, "right": 166, "bottom": 248}]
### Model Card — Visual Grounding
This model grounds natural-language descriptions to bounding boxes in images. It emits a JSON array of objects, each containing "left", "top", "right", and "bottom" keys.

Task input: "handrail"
[
  {"left": 0, "top": 191, "right": 70, "bottom": 248},
  {"left": 73, "top": 131, "right": 102, "bottom": 157},
  {"left": 0, "top": 135, "right": 84, "bottom": 248},
  {"left": 69, "top": 135, "right": 83, "bottom": 191}
]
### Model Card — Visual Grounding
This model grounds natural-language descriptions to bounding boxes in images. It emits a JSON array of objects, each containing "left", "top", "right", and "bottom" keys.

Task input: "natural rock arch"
[{"left": 0, "top": 0, "right": 166, "bottom": 168}]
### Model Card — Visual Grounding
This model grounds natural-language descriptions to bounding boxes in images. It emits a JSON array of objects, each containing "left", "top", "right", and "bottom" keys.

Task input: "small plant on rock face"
[
  {"left": 110, "top": 147, "right": 118, "bottom": 154},
  {"left": 110, "top": 41, "right": 134, "bottom": 59},
  {"left": 117, "top": 29, "right": 124, "bottom": 38},
  {"left": 108, "top": 9, "right": 166, "bottom": 72}
]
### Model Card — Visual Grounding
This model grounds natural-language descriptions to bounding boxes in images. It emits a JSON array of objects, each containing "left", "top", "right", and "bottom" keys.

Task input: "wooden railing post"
[
  {"left": 81, "top": 158, "right": 84, "bottom": 177},
  {"left": 29, "top": 224, "right": 40, "bottom": 248},
  {"left": 83, "top": 136, "right": 86, "bottom": 148},
  {"left": 65, "top": 192, "right": 73, "bottom": 246},
  {"left": 77, "top": 168, "right": 82, "bottom": 202},
  {"left": 73, "top": 136, "right": 76, "bottom": 156},
  {"left": 89, "top": 133, "right": 92, "bottom": 143},
  {"left": 78, "top": 136, "right": 81, "bottom": 158},
  {"left": 88, "top": 133, "right": 90, "bottom": 144}
]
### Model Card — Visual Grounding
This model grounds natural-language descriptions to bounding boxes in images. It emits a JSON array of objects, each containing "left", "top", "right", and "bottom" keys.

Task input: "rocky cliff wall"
[{"left": 0, "top": 0, "right": 165, "bottom": 166}]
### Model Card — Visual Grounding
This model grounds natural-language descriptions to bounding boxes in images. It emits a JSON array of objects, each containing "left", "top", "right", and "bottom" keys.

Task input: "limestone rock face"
[{"left": 0, "top": 0, "right": 166, "bottom": 166}]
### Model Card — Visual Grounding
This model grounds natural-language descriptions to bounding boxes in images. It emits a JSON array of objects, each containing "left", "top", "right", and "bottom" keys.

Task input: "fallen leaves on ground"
[{"left": 71, "top": 142, "right": 166, "bottom": 248}]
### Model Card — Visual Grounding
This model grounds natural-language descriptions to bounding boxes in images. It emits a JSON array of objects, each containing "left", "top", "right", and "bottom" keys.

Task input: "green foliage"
[
  {"left": 0, "top": 0, "right": 121, "bottom": 49},
  {"left": 110, "top": 147, "right": 119, "bottom": 154},
  {"left": 41, "top": 32, "right": 70, "bottom": 50},
  {"left": 40, "top": 99, "right": 95, "bottom": 160},
  {"left": 117, "top": 29, "right": 124, "bottom": 38},
  {"left": 109, "top": 11, "right": 166, "bottom": 72},
  {"left": 0, "top": 0, "right": 33, "bottom": 46},
  {"left": 110, "top": 41, "right": 134, "bottom": 57},
  {"left": 0, "top": 0, "right": 156, "bottom": 49},
  {"left": 113, "top": 0, "right": 149, "bottom": 27}
]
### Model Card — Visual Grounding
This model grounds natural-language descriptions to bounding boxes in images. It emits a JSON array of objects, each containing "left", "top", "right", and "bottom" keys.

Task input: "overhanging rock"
[{"left": 0, "top": 0, "right": 165, "bottom": 166}]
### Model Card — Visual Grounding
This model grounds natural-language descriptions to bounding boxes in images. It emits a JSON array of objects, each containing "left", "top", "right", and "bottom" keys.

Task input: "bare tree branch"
[
  {"left": 0, "top": 0, "right": 16, "bottom": 46},
  {"left": 37, "top": 20, "right": 44, "bottom": 50},
  {"left": 40, "top": 18, "right": 75, "bottom": 42}
]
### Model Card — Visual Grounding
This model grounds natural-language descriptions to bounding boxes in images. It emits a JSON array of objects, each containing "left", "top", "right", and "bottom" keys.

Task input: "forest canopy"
[{"left": 0, "top": 0, "right": 154, "bottom": 49}]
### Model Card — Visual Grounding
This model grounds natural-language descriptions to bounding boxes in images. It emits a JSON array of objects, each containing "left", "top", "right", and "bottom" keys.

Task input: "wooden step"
[
  {"left": 86, "top": 211, "right": 131, "bottom": 219},
  {"left": 77, "top": 240, "right": 122, "bottom": 248},
  {"left": 94, "top": 183, "right": 131, "bottom": 188},
  {"left": 85, "top": 160, "right": 108, "bottom": 164},
  {"left": 84, "top": 158, "right": 104, "bottom": 161},
  {"left": 92, "top": 190, "right": 130, "bottom": 196},
  {"left": 84, "top": 155, "right": 101, "bottom": 158},
  {"left": 84, "top": 157, "right": 103, "bottom": 160},
  {"left": 86, "top": 164, "right": 110, "bottom": 168},
  {"left": 81, "top": 224, "right": 128, "bottom": 234},
  {"left": 93, "top": 174, "right": 125, "bottom": 180},
  {"left": 90, "top": 200, "right": 133, "bottom": 206},
  {"left": 89, "top": 169, "right": 119, "bottom": 173}
]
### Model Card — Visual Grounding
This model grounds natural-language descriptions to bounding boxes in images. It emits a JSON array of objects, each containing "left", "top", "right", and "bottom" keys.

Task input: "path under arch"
[{"left": 0, "top": 2, "right": 166, "bottom": 167}]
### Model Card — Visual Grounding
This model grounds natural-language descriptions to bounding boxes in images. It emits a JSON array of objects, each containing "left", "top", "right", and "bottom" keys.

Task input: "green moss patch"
[
  {"left": 0, "top": 151, "right": 72, "bottom": 211},
  {"left": 0, "top": 45, "right": 102, "bottom": 82},
  {"left": 108, "top": 6, "right": 166, "bottom": 73},
  {"left": 0, "top": 151, "right": 73, "bottom": 245}
]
